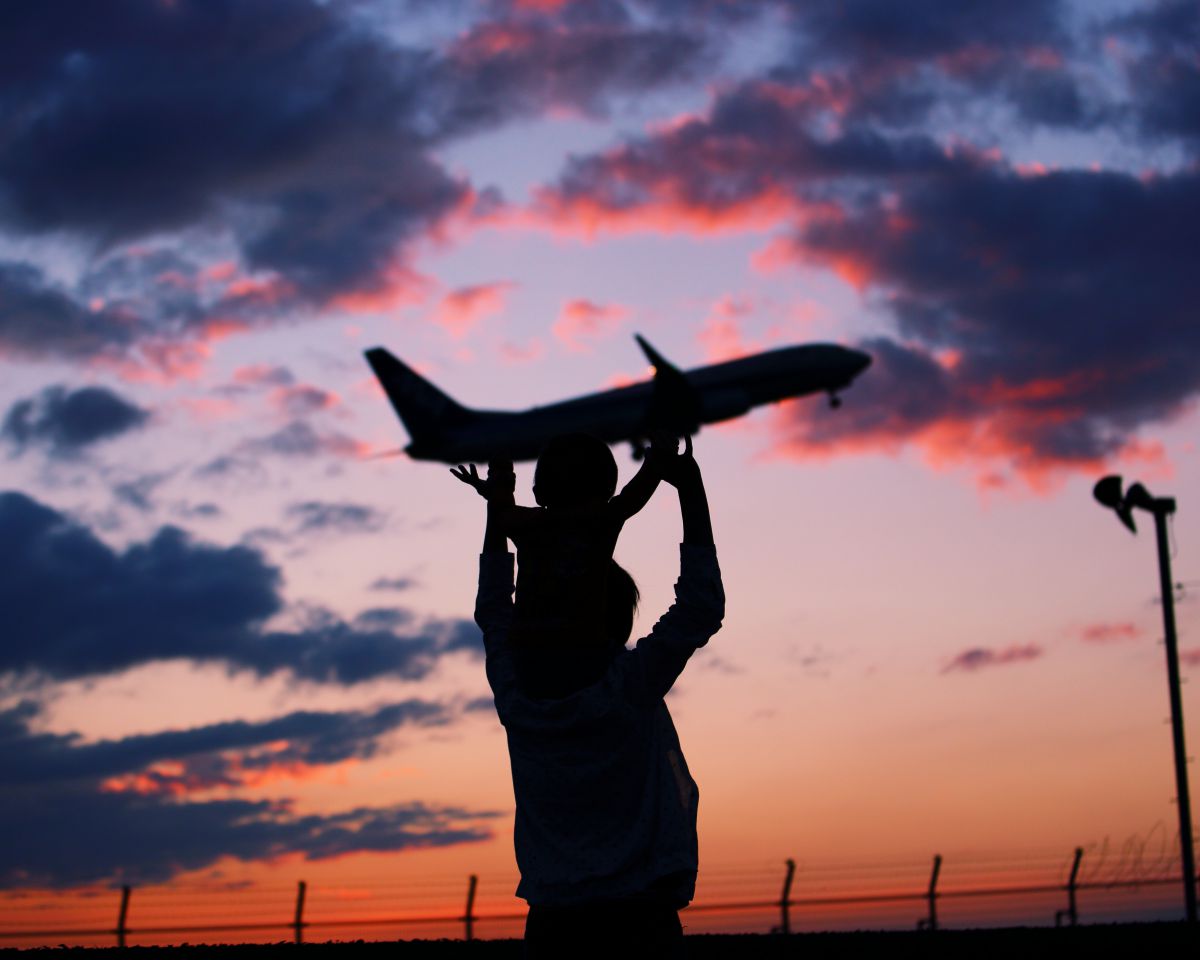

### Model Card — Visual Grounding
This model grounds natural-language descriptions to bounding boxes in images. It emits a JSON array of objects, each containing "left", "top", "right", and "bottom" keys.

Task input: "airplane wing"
[{"left": 635, "top": 334, "right": 702, "bottom": 435}]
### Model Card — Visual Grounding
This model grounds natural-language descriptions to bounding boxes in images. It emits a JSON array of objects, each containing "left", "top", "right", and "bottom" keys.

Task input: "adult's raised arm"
[
  {"left": 630, "top": 435, "right": 723, "bottom": 699},
  {"left": 662, "top": 435, "right": 713, "bottom": 546}
]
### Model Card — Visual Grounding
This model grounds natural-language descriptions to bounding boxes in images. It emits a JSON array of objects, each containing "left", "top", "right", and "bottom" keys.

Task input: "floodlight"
[
  {"left": 1093, "top": 474, "right": 1123, "bottom": 508},
  {"left": 1126, "top": 482, "right": 1155, "bottom": 512},
  {"left": 1088, "top": 473, "right": 1194, "bottom": 921},
  {"left": 1092, "top": 474, "right": 1136, "bottom": 533}
]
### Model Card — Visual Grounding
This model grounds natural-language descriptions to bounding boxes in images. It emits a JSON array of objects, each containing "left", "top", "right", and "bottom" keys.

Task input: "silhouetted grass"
[{"left": 3, "top": 922, "right": 1197, "bottom": 957}]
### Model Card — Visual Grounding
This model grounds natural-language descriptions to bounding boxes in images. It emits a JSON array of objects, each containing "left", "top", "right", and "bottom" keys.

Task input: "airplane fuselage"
[{"left": 402, "top": 343, "right": 870, "bottom": 462}]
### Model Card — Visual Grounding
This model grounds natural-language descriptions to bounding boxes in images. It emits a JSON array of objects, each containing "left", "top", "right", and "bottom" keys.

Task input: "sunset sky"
[{"left": 2, "top": 0, "right": 1199, "bottom": 940}]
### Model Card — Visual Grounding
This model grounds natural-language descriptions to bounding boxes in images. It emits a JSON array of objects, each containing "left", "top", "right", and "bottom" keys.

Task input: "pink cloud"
[
  {"left": 762, "top": 338, "right": 1176, "bottom": 496},
  {"left": 942, "top": 644, "right": 1043, "bottom": 673},
  {"left": 1079, "top": 622, "right": 1143, "bottom": 644},
  {"left": 177, "top": 396, "right": 239, "bottom": 423},
  {"left": 531, "top": 179, "right": 808, "bottom": 240},
  {"left": 270, "top": 384, "right": 340, "bottom": 418},
  {"left": 698, "top": 295, "right": 758, "bottom": 362},
  {"left": 500, "top": 336, "right": 547, "bottom": 364},
  {"left": 553, "top": 298, "right": 629, "bottom": 352},
  {"left": 222, "top": 274, "right": 294, "bottom": 307},
  {"left": 233, "top": 364, "right": 294, "bottom": 388},
  {"left": 432, "top": 281, "right": 515, "bottom": 339},
  {"left": 99, "top": 751, "right": 359, "bottom": 798},
  {"left": 95, "top": 317, "right": 250, "bottom": 385},
  {"left": 329, "top": 264, "right": 434, "bottom": 315}
]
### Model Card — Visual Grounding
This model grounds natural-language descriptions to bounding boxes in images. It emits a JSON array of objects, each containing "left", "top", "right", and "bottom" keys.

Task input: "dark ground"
[{"left": 4, "top": 923, "right": 1197, "bottom": 958}]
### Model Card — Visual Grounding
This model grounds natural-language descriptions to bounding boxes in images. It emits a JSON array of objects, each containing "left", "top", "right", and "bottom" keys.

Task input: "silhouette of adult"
[{"left": 473, "top": 436, "right": 724, "bottom": 959}]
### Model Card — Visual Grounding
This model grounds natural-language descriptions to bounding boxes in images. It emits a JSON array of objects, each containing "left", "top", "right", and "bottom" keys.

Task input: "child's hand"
[
  {"left": 450, "top": 463, "right": 489, "bottom": 499},
  {"left": 656, "top": 433, "right": 701, "bottom": 489},
  {"left": 450, "top": 460, "right": 516, "bottom": 502}
]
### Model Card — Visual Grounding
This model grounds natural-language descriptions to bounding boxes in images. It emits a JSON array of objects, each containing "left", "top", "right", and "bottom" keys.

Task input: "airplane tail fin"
[
  {"left": 364, "top": 348, "right": 474, "bottom": 447},
  {"left": 634, "top": 334, "right": 701, "bottom": 434}
]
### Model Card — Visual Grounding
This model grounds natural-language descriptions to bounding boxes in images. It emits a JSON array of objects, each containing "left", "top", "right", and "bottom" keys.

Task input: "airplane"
[{"left": 364, "top": 335, "right": 871, "bottom": 463}]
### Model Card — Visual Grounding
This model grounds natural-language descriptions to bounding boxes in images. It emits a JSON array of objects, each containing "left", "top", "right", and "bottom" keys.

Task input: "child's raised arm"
[
  {"left": 450, "top": 463, "right": 492, "bottom": 499},
  {"left": 450, "top": 460, "right": 516, "bottom": 551},
  {"left": 451, "top": 460, "right": 542, "bottom": 544},
  {"left": 609, "top": 433, "right": 681, "bottom": 521}
]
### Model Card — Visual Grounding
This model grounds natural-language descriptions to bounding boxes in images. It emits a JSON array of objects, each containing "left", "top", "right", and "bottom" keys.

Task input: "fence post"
[
  {"left": 773, "top": 859, "right": 796, "bottom": 935},
  {"left": 115, "top": 884, "right": 131, "bottom": 948},
  {"left": 916, "top": 854, "right": 942, "bottom": 931},
  {"left": 1055, "top": 848, "right": 1083, "bottom": 927},
  {"left": 293, "top": 880, "right": 307, "bottom": 944},
  {"left": 463, "top": 874, "right": 478, "bottom": 941}
]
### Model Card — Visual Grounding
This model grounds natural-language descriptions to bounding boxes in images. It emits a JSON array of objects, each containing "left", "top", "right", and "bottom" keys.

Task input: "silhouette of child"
[{"left": 452, "top": 434, "right": 663, "bottom": 653}]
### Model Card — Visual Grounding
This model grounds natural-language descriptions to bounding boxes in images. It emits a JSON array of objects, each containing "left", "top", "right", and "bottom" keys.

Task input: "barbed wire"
[{"left": 1, "top": 849, "right": 1194, "bottom": 946}]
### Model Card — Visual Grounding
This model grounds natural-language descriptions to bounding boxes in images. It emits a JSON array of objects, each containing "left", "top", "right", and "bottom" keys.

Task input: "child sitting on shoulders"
[{"left": 452, "top": 433, "right": 664, "bottom": 661}]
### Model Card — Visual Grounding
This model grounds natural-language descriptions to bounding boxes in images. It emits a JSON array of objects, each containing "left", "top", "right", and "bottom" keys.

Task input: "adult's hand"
[{"left": 656, "top": 433, "right": 701, "bottom": 490}]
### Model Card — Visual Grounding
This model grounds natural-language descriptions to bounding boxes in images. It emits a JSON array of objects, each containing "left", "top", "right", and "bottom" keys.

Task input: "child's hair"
[{"left": 533, "top": 433, "right": 618, "bottom": 507}]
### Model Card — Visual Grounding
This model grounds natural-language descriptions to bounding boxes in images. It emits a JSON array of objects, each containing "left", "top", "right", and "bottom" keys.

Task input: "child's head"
[{"left": 533, "top": 433, "right": 617, "bottom": 507}]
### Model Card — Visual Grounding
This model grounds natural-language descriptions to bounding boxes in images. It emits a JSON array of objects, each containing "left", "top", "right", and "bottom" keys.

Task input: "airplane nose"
[{"left": 848, "top": 348, "right": 872, "bottom": 377}]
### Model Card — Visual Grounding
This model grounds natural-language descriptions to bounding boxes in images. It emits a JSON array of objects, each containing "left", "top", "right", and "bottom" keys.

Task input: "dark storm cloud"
[
  {"left": 0, "top": 1, "right": 466, "bottom": 300},
  {"left": 2, "top": 385, "right": 150, "bottom": 457},
  {"left": 1, "top": 789, "right": 495, "bottom": 888},
  {"left": 545, "top": 59, "right": 1200, "bottom": 473},
  {"left": 285, "top": 500, "right": 388, "bottom": 535},
  {"left": 0, "top": 699, "right": 498, "bottom": 886},
  {"left": 645, "top": 0, "right": 1100, "bottom": 133},
  {"left": 0, "top": 0, "right": 715, "bottom": 367},
  {"left": 239, "top": 420, "right": 365, "bottom": 460},
  {"left": 438, "top": 16, "right": 708, "bottom": 132},
  {"left": 0, "top": 491, "right": 480, "bottom": 684},
  {"left": 785, "top": 0, "right": 1105, "bottom": 132},
  {"left": 540, "top": 80, "right": 969, "bottom": 223},
  {"left": 1001, "top": 66, "right": 1104, "bottom": 130},
  {"left": 1111, "top": 0, "right": 1200, "bottom": 146},
  {"left": 112, "top": 472, "right": 171, "bottom": 513},
  {"left": 1, "top": 251, "right": 265, "bottom": 372},
  {"left": 2, "top": 699, "right": 451, "bottom": 788},
  {"left": 791, "top": 167, "right": 1200, "bottom": 464},
  {"left": 174, "top": 501, "right": 222, "bottom": 520},
  {"left": 790, "top": 0, "right": 1066, "bottom": 61},
  {"left": 0, "top": 261, "right": 140, "bottom": 359},
  {"left": 774, "top": 338, "right": 959, "bottom": 452},
  {"left": 354, "top": 608, "right": 416, "bottom": 631},
  {"left": 192, "top": 454, "right": 265, "bottom": 482}
]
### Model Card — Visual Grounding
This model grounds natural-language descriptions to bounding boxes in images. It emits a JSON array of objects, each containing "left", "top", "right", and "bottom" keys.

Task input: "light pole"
[{"left": 1093, "top": 475, "right": 1195, "bottom": 922}]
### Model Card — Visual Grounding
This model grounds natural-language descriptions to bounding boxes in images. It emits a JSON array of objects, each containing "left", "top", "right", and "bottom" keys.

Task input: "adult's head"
[
  {"left": 514, "top": 560, "right": 639, "bottom": 699},
  {"left": 533, "top": 433, "right": 617, "bottom": 507},
  {"left": 603, "top": 559, "right": 639, "bottom": 652}
]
